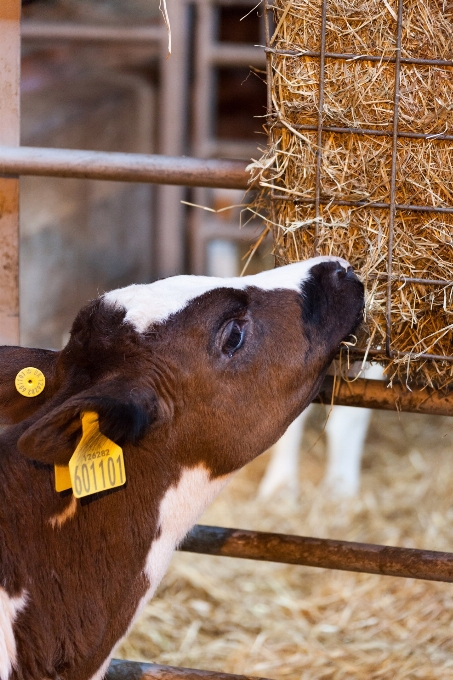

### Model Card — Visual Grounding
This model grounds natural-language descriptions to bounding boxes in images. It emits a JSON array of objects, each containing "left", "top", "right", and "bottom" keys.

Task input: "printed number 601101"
[{"left": 73, "top": 456, "right": 124, "bottom": 496}]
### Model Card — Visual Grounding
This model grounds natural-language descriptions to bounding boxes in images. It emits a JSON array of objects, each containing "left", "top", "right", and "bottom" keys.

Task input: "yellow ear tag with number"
[
  {"left": 15, "top": 367, "right": 45, "bottom": 397},
  {"left": 67, "top": 411, "right": 126, "bottom": 499}
]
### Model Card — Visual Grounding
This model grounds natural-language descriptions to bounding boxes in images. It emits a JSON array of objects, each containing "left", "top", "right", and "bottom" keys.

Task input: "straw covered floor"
[
  {"left": 249, "top": 0, "right": 453, "bottom": 389},
  {"left": 117, "top": 408, "right": 453, "bottom": 679}
]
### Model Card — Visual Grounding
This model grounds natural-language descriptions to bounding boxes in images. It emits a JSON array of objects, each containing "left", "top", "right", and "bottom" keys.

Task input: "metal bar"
[
  {"left": 0, "top": 147, "right": 253, "bottom": 189},
  {"left": 107, "top": 659, "right": 269, "bottom": 680},
  {"left": 209, "top": 44, "right": 266, "bottom": 67},
  {"left": 394, "top": 352, "right": 453, "bottom": 362},
  {"left": 270, "top": 194, "right": 453, "bottom": 214},
  {"left": 270, "top": 120, "right": 453, "bottom": 142},
  {"left": 315, "top": 375, "right": 453, "bottom": 414},
  {"left": 191, "top": 0, "right": 220, "bottom": 279},
  {"left": 156, "top": 0, "right": 191, "bottom": 278},
  {"left": 313, "top": 0, "right": 327, "bottom": 253},
  {"left": 180, "top": 525, "right": 453, "bottom": 583},
  {"left": 0, "top": 1, "right": 20, "bottom": 346},
  {"left": 369, "top": 274, "right": 453, "bottom": 286},
  {"left": 385, "top": 0, "right": 403, "bottom": 357},
  {"left": 264, "top": 3, "right": 273, "bottom": 117},
  {"left": 345, "top": 347, "right": 453, "bottom": 363},
  {"left": 264, "top": 46, "right": 453, "bottom": 68},
  {"left": 21, "top": 21, "right": 164, "bottom": 44},
  {"left": 192, "top": 0, "right": 214, "bottom": 159}
]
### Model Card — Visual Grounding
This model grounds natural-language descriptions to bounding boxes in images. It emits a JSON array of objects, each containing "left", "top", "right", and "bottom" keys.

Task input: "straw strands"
[
  {"left": 249, "top": 0, "right": 453, "bottom": 389},
  {"left": 117, "top": 408, "right": 453, "bottom": 678}
]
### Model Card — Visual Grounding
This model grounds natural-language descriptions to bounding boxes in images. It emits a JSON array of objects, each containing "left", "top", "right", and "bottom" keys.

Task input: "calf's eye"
[{"left": 222, "top": 320, "right": 246, "bottom": 357}]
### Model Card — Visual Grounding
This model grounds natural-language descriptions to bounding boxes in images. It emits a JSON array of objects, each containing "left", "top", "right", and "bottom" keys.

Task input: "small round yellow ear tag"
[{"left": 15, "top": 367, "right": 46, "bottom": 398}]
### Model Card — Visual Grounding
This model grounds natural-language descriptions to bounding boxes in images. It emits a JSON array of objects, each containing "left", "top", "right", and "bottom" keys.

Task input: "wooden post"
[{"left": 0, "top": 0, "right": 20, "bottom": 345}]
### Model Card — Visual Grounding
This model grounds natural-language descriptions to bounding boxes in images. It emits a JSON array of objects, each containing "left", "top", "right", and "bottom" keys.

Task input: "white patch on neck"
[
  {"left": 104, "top": 256, "right": 347, "bottom": 333},
  {"left": 143, "top": 466, "right": 231, "bottom": 594},
  {"left": 99, "top": 465, "right": 231, "bottom": 677},
  {"left": 49, "top": 496, "right": 78, "bottom": 529},
  {"left": 0, "top": 589, "right": 27, "bottom": 680}
]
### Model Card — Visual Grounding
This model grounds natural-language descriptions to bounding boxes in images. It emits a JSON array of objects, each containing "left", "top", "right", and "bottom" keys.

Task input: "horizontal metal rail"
[
  {"left": 107, "top": 659, "right": 268, "bottom": 680},
  {"left": 368, "top": 274, "right": 453, "bottom": 286},
  {"left": 271, "top": 193, "right": 453, "bottom": 215},
  {"left": 346, "top": 347, "right": 453, "bottom": 364},
  {"left": 180, "top": 525, "right": 453, "bottom": 583},
  {"left": 21, "top": 21, "right": 164, "bottom": 43},
  {"left": 316, "top": 376, "right": 453, "bottom": 416},
  {"left": 264, "top": 46, "right": 453, "bottom": 68},
  {"left": 271, "top": 119, "right": 453, "bottom": 142},
  {"left": 0, "top": 147, "right": 252, "bottom": 190},
  {"left": 210, "top": 44, "right": 266, "bottom": 67}
]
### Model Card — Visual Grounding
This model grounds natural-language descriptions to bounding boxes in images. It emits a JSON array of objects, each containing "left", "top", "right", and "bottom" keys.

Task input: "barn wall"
[{"left": 20, "top": 66, "right": 155, "bottom": 349}]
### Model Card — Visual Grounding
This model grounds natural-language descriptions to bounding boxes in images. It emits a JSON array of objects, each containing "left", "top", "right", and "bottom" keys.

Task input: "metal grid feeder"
[{"left": 255, "top": 0, "right": 453, "bottom": 389}]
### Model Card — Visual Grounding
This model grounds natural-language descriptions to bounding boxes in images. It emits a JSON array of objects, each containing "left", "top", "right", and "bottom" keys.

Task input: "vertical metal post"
[
  {"left": 193, "top": 0, "right": 213, "bottom": 158},
  {"left": 190, "top": 0, "right": 214, "bottom": 275},
  {"left": 385, "top": 0, "right": 403, "bottom": 357},
  {"left": 0, "top": 0, "right": 20, "bottom": 345},
  {"left": 314, "top": 0, "right": 327, "bottom": 255},
  {"left": 156, "top": 0, "right": 190, "bottom": 279},
  {"left": 264, "top": 2, "right": 273, "bottom": 119}
]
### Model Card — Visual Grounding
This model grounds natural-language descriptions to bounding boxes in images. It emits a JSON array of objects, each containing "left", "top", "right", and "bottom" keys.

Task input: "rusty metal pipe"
[
  {"left": 316, "top": 375, "right": 453, "bottom": 415},
  {"left": 180, "top": 525, "right": 453, "bottom": 583},
  {"left": 0, "top": 147, "right": 253, "bottom": 190},
  {"left": 107, "top": 659, "right": 269, "bottom": 680},
  {"left": 0, "top": 2, "right": 20, "bottom": 346}
]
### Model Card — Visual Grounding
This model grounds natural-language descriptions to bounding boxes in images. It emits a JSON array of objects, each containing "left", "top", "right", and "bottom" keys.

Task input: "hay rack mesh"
[{"left": 252, "top": 0, "right": 453, "bottom": 390}]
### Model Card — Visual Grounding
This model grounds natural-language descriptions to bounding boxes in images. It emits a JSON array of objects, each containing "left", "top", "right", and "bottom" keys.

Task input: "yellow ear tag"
[
  {"left": 54, "top": 464, "right": 72, "bottom": 493},
  {"left": 15, "top": 367, "right": 45, "bottom": 397},
  {"left": 68, "top": 411, "right": 126, "bottom": 499}
]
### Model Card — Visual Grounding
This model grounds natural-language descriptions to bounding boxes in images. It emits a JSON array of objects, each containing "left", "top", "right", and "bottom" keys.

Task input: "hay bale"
[{"left": 250, "top": 0, "right": 453, "bottom": 389}]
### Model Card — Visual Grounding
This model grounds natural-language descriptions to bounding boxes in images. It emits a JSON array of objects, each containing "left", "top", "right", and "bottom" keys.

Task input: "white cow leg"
[
  {"left": 323, "top": 405, "right": 372, "bottom": 497},
  {"left": 257, "top": 407, "right": 311, "bottom": 499}
]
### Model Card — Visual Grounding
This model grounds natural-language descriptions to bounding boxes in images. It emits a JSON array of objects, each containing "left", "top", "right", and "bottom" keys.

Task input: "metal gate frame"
[{"left": 1, "top": 3, "right": 453, "bottom": 679}]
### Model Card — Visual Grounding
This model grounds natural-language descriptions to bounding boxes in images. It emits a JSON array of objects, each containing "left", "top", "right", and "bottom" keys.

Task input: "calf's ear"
[
  {"left": 17, "top": 377, "right": 157, "bottom": 466},
  {"left": 0, "top": 346, "right": 59, "bottom": 425}
]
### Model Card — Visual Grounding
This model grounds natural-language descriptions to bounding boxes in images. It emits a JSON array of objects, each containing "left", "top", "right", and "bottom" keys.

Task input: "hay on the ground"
[{"left": 249, "top": 0, "right": 453, "bottom": 389}]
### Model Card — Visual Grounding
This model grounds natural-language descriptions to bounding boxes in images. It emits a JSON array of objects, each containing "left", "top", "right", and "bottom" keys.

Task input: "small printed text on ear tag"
[
  {"left": 15, "top": 367, "right": 45, "bottom": 397},
  {"left": 68, "top": 411, "right": 126, "bottom": 499}
]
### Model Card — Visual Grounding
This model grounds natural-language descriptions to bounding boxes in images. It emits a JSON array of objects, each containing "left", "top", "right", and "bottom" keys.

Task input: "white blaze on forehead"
[
  {"left": 104, "top": 255, "right": 348, "bottom": 333},
  {"left": 0, "top": 589, "right": 27, "bottom": 680}
]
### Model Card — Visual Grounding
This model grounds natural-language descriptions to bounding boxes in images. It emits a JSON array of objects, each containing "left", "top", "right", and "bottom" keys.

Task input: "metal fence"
[{"left": 263, "top": 0, "right": 453, "bottom": 364}]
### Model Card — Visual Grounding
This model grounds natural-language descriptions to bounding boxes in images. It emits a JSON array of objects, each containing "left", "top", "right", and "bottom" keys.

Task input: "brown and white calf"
[{"left": 0, "top": 257, "right": 363, "bottom": 680}]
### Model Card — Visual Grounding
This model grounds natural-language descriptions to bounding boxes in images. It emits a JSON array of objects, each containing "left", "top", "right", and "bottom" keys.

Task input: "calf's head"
[{"left": 3, "top": 256, "right": 363, "bottom": 480}]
